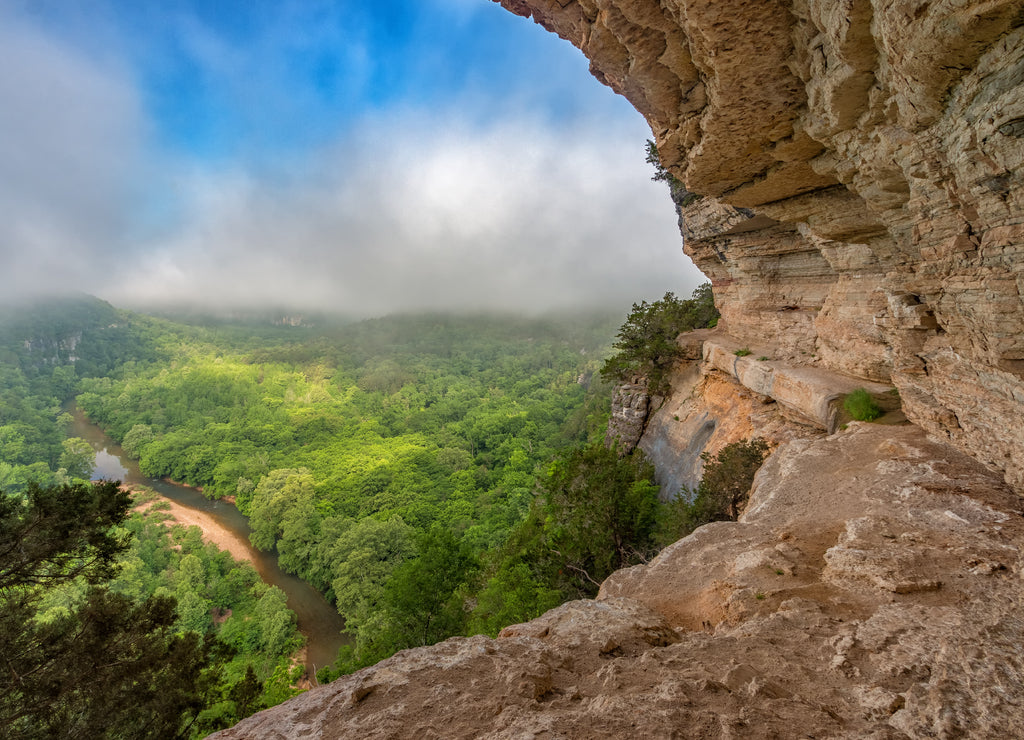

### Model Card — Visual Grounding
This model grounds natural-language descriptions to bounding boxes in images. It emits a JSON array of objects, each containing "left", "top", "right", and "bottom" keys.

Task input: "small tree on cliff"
[
  {"left": 601, "top": 284, "right": 718, "bottom": 396},
  {"left": 645, "top": 139, "right": 701, "bottom": 207},
  {"left": 540, "top": 443, "right": 660, "bottom": 595},
  {"left": 694, "top": 438, "right": 769, "bottom": 521},
  {"left": 658, "top": 439, "right": 770, "bottom": 545}
]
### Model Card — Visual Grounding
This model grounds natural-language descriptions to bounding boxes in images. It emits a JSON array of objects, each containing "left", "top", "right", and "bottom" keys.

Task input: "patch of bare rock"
[{"left": 212, "top": 423, "right": 1024, "bottom": 739}]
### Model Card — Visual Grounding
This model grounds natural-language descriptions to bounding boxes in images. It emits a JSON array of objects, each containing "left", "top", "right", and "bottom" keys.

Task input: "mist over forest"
[{"left": 0, "top": 0, "right": 704, "bottom": 316}]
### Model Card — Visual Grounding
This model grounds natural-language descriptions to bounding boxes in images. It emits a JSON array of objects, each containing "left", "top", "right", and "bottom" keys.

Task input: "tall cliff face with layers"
[
  {"left": 502, "top": 0, "right": 1024, "bottom": 489},
  {"left": 212, "top": 4, "right": 1024, "bottom": 738}
]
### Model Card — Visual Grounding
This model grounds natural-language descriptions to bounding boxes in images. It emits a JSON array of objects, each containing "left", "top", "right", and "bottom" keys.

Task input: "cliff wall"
[{"left": 500, "top": 0, "right": 1024, "bottom": 488}]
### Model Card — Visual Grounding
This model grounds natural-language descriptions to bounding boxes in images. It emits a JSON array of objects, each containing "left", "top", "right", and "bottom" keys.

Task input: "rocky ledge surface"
[{"left": 212, "top": 423, "right": 1024, "bottom": 739}]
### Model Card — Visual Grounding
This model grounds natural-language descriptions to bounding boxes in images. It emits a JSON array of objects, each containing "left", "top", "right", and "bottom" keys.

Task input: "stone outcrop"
[
  {"left": 498, "top": 0, "right": 1024, "bottom": 489},
  {"left": 214, "top": 424, "right": 1024, "bottom": 738},
  {"left": 605, "top": 329, "right": 707, "bottom": 456},
  {"left": 701, "top": 335, "right": 894, "bottom": 433},
  {"left": 604, "top": 378, "right": 651, "bottom": 453},
  {"left": 610, "top": 327, "right": 902, "bottom": 497}
]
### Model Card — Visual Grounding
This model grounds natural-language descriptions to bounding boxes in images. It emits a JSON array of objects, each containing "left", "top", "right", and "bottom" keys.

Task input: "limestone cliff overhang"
[{"left": 496, "top": 0, "right": 1024, "bottom": 490}]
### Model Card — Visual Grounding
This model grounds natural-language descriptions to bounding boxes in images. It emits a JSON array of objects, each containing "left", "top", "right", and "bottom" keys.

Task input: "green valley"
[{"left": 0, "top": 288, "right": 722, "bottom": 734}]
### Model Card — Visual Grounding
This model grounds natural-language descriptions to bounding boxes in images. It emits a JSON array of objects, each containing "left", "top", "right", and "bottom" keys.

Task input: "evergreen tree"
[
  {"left": 540, "top": 443, "right": 661, "bottom": 594},
  {"left": 0, "top": 481, "right": 220, "bottom": 739},
  {"left": 600, "top": 285, "right": 718, "bottom": 396},
  {"left": 658, "top": 438, "right": 770, "bottom": 545}
]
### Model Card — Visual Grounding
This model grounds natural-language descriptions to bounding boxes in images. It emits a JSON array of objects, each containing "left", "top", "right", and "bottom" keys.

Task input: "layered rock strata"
[
  {"left": 609, "top": 328, "right": 899, "bottom": 496},
  {"left": 702, "top": 336, "right": 893, "bottom": 433},
  {"left": 498, "top": 0, "right": 1024, "bottom": 488},
  {"left": 214, "top": 424, "right": 1024, "bottom": 738}
]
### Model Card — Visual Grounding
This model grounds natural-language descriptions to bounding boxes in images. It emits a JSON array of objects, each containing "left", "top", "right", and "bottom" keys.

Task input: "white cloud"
[
  {"left": 107, "top": 110, "right": 704, "bottom": 316},
  {"left": 0, "top": 10, "right": 149, "bottom": 299},
  {"left": 0, "top": 4, "right": 705, "bottom": 315}
]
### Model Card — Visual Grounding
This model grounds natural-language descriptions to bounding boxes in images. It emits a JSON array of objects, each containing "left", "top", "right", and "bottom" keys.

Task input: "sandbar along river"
[{"left": 69, "top": 405, "right": 349, "bottom": 678}]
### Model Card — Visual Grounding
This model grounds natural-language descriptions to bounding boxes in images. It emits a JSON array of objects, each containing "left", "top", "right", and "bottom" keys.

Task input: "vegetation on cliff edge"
[
  {"left": 658, "top": 438, "right": 770, "bottom": 545},
  {"left": 600, "top": 284, "right": 718, "bottom": 396},
  {"left": 0, "top": 481, "right": 218, "bottom": 738}
]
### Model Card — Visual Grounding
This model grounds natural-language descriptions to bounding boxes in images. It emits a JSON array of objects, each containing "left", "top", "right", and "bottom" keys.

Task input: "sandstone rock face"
[
  {"left": 497, "top": 0, "right": 1024, "bottom": 488},
  {"left": 214, "top": 424, "right": 1024, "bottom": 738},
  {"left": 702, "top": 335, "right": 894, "bottom": 433},
  {"left": 617, "top": 327, "right": 898, "bottom": 497},
  {"left": 635, "top": 357, "right": 821, "bottom": 497}
]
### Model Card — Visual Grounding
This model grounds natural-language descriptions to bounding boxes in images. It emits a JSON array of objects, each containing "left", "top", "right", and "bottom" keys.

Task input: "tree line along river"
[{"left": 68, "top": 404, "right": 349, "bottom": 678}]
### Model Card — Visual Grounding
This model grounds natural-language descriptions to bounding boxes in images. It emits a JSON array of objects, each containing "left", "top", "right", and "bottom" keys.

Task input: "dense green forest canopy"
[
  {"left": 0, "top": 294, "right": 769, "bottom": 722},
  {"left": 1, "top": 480, "right": 216, "bottom": 738},
  {"left": 0, "top": 295, "right": 166, "bottom": 491},
  {"left": 1, "top": 479, "right": 306, "bottom": 737},
  {"left": 74, "top": 308, "right": 621, "bottom": 546},
  {"left": 0, "top": 296, "right": 633, "bottom": 678},
  {"left": 0, "top": 298, "right": 312, "bottom": 734},
  {"left": 68, "top": 303, "right": 624, "bottom": 674}
]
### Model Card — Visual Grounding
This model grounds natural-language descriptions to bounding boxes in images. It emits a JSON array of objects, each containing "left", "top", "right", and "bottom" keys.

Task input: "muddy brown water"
[{"left": 68, "top": 405, "right": 350, "bottom": 677}]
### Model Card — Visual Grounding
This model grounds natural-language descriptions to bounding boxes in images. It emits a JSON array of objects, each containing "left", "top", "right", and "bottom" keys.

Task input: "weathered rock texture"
[
  {"left": 213, "top": 424, "right": 1024, "bottom": 738},
  {"left": 499, "top": 0, "right": 1024, "bottom": 489},
  {"left": 610, "top": 327, "right": 903, "bottom": 497},
  {"left": 604, "top": 378, "right": 651, "bottom": 453},
  {"left": 615, "top": 330, "right": 814, "bottom": 496}
]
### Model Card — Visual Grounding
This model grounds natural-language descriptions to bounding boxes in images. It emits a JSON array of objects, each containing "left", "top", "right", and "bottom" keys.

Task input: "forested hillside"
[
  {"left": 71, "top": 308, "right": 627, "bottom": 672},
  {"left": 0, "top": 297, "right": 308, "bottom": 736},
  {"left": 1, "top": 290, "right": 729, "bottom": 730},
  {"left": 0, "top": 294, "right": 164, "bottom": 490},
  {"left": 77, "top": 313, "right": 618, "bottom": 548}
]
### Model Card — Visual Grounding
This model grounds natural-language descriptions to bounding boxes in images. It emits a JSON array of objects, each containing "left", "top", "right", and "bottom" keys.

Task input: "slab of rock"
[
  {"left": 702, "top": 335, "right": 893, "bottom": 432},
  {"left": 213, "top": 424, "right": 1024, "bottom": 738},
  {"left": 605, "top": 379, "right": 650, "bottom": 453}
]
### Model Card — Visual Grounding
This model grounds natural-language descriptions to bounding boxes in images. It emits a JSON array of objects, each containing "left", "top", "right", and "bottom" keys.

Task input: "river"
[{"left": 68, "top": 406, "right": 350, "bottom": 678}]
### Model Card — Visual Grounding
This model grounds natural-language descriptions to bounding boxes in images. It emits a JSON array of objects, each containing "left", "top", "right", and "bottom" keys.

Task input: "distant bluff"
[{"left": 500, "top": 0, "right": 1024, "bottom": 488}]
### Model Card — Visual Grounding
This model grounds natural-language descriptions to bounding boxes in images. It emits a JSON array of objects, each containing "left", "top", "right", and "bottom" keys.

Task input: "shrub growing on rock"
[
  {"left": 645, "top": 140, "right": 701, "bottom": 207},
  {"left": 658, "top": 438, "right": 770, "bottom": 545},
  {"left": 844, "top": 388, "right": 883, "bottom": 421}
]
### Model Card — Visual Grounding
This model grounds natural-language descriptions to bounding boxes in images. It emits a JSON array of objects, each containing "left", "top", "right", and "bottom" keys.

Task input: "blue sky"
[{"left": 0, "top": 0, "right": 704, "bottom": 314}]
